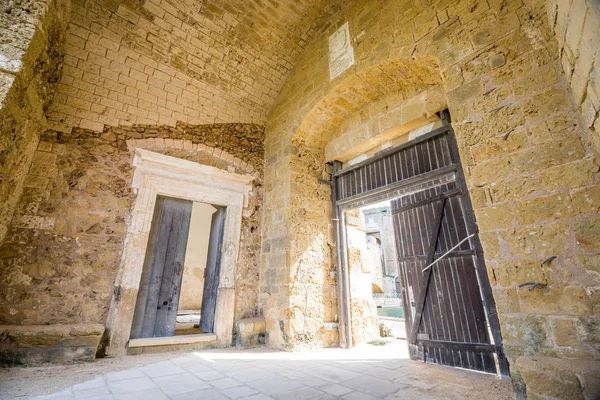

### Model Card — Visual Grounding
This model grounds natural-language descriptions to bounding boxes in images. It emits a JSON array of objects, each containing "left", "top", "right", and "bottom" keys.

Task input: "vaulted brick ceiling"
[{"left": 48, "top": 0, "right": 345, "bottom": 132}]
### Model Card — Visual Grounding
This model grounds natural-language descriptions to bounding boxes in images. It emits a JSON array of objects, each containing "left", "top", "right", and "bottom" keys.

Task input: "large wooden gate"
[{"left": 332, "top": 119, "right": 508, "bottom": 375}]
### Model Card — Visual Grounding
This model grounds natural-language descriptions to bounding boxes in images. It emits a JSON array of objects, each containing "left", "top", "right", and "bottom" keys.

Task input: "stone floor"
[{"left": 0, "top": 340, "right": 513, "bottom": 400}]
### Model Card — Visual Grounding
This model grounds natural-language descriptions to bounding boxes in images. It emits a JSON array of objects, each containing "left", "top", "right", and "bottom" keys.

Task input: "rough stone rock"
[
  {"left": 0, "top": 324, "right": 104, "bottom": 366},
  {"left": 235, "top": 317, "right": 266, "bottom": 348},
  {"left": 516, "top": 356, "right": 600, "bottom": 400}
]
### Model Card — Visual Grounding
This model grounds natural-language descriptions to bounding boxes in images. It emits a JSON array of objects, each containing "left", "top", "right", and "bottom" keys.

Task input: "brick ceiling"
[{"left": 47, "top": 0, "right": 346, "bottom": 131}]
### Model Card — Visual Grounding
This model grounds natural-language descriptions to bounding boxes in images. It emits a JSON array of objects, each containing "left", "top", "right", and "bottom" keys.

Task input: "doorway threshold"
[{"left": 129, "top": 333, "right": 217, "bottom": 348}]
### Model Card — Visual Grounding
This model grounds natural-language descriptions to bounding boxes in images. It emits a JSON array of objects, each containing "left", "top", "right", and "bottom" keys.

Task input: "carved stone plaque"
[{"left": 329, "top": 22, "right": 354, "bottom": 80}]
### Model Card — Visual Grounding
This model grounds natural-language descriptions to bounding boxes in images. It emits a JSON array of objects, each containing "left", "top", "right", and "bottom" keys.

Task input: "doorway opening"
[
  {"left": 332, "top": 114, "right": 509, "bottom": 376},
  {"left": 105, "top": 149, "right": 252, "bottom": 355},
  {"left": 347, "top": 202, "right": 406, "bottom": 342},
  {"left": 129, "top": 196, "right": 226, "bottom": 343}
]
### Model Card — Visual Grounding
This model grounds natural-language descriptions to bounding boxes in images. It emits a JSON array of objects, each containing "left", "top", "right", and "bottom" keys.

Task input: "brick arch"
[
  {"left": 125, "top": 138, "right": 256, "bottom": 176},
  {"left": 292, "top": 56, "right": 444, "bottom": 150}
]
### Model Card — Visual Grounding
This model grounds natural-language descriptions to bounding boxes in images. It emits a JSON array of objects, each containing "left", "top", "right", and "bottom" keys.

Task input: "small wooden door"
[
  {"left": 200, "top": 207, "right": 226, "bottom": 333},
  {"left": 131, "top": 196, "right": 193, "bottom": 339}
]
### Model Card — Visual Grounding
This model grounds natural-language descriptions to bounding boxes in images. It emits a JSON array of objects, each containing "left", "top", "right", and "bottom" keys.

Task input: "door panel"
[
  {"left": 332, "top": 122, "right": 507, "bottom": 375},
  {"left": 200, "top": 207, "right": 227, "bottom": 333},
  {"left": 131, "top": 196, "right": 193, "bottom": 339},
  {"left": 392, "top": 183, "right": 496, "bottom": 373}
]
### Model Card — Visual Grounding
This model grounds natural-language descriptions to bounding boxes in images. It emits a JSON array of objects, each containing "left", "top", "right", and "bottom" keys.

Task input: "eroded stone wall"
[
  {"left": 546, "top": 0, "right": 600, "bottom": 151},
  {"left": 261, "top": 0, "right": 600, "bottom": 395},
  {"left": 0, "top": 122, "right": 264, "bottom": 364},
  {"left": 0, "top": 0, "right": 70, "bottom": 244}
]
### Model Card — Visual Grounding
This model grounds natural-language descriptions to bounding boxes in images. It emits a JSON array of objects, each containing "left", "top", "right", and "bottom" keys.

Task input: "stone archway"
[{"left": 268, "top": 56, "right": 449, "bottom": 350}]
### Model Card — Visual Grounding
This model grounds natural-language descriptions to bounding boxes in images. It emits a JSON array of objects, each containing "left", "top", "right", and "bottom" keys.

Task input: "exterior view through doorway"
[{"left": 332, "top": 112, "right": 509, "bottom": 376}]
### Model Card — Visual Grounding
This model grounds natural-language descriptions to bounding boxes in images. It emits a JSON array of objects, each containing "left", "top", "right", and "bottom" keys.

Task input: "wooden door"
[
  {"left": 131, "top": 196, "right": 193, "bottom": 339},
  {"left": 200, "top": 207, "right": 226, "bottom": 333},
  {"left": 392, "top": 183, "right": 497, "bottom": 373},
  {"left": 332, "top": 120, "right": 508, "bottom": 375}
]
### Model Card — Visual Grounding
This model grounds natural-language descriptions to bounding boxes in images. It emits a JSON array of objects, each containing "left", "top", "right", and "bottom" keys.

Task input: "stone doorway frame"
[{"left": 105, "top": 149, "right": 253, "bottom": 356}]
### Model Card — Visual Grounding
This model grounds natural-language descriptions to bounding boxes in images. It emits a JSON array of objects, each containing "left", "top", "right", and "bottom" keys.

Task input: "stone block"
[
  {"left": 511, "top": 65, "right": 559, "bottom": 100},
  {"left": 574, "top": 317, "right": 600, "bottom": 351},
  {"left": 492, "top": 287, "right": 521, "bottom": 314},
  {"left": 501, "top": 316, "right": 550, "bottom": 352},
  {"left": 0, "top": 324, "right": 104, "bottom": 366},
  {"left": 571, "top": 185, "right": 600, "bottom": 215},
  {"left": 470, "top": 128, "right": 528, "bottom": 162},
  {"left": 514, "top": 193, "right": 574, "bottom": 225},
  {"left": 474, "top": 202, "right": 514, "bottom": 231},
  {"left": 574, "top": 216, "right": 600, "bottom": 252},
  {"left": 523, "top": 89, "right": 570, "bottom": 121},
  {"left": 516, "top": 356, "right": 600, "bottom": 400},
  {"left": 235, "top": 317, "right": 266, "bottom": 348},
  {"left": 550, "top": 318, "right": 580, "bottom": 347},
  {"left": 493, "top": 260, "right": 546, "bottom": 287},
  {"left": 519, "top": 286, "right": 592, "bottom": 316}
]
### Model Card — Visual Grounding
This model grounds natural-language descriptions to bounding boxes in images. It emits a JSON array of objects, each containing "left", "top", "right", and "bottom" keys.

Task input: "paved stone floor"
[{"left": 0, "top": 341, "right": 513, "bottom": 400}]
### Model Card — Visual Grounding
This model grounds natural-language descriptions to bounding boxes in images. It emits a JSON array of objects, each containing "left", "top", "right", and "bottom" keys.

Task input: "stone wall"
[
  {"left": 0, "top": 122, "right": 264, "bottom": 364},
  {"left": 0, "top": 0, "right": 70, "bottom": 244},
  {"left": 547, "top": 0, "right": 600, "bottom": 151},
  {"left": 44, "top": 0, "right": 346, "bottom": 133},
  {"left": 260, "top": 0, "right": 600, "bottom": 396}
]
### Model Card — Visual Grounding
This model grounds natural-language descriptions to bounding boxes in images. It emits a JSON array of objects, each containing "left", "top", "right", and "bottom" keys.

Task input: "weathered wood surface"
[
  {"left": 332, "top": 125, "right": 506, "bottom": 374},
  {"left": 131, "top": 196, "right": 193, "bottom": 339},
  {"left": 201, "top": 206, "right": 227, "bottom": 333}
]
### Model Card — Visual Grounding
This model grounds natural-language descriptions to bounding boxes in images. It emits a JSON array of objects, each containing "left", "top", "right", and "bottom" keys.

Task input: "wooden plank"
[
  {"left": 201, "top": 207, "right": 227, "bottom": 333},
  {"left": 392, "top": 188, "right": 462, "bottom": 214},
  {"left": 336, "top": 164, "right": 457, "bottom": 206},
  {"left": 131, "top": 196, "right": 193, "bottom": 339},
  {"left": 130, "top": 196, "right": 167, "bottom": 339},
  {"left": 153, "top": 198, "right": 193, "bottom": 337},
  {"left": 409, "top": 195, "right": 446, "bottom": 344}
]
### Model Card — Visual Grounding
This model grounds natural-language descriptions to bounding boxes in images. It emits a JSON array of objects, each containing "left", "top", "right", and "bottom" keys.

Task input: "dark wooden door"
[
  {"left": 200, "top": 207, "right": 226, "bottom": 333},
  {"left": 131, "top": 196, "right": 193, "bottom": 339},
  {"left": 391, "top": 183, "right": 496, "bottom": 373},
  {"left": 332, "top": 120, "right": 508, "bottom": 375}
]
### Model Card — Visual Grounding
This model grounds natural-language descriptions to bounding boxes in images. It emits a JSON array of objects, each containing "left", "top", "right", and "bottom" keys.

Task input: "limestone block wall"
[
  {"left": 0, "top": 123, "right": 264, "bottom": 364},
  {"left": 546, "top": 0, "right": 600, "bottom": 150},
  {"left": 260, "top": 0, "right": 600, "bottom": 394},
  {"left": 44, "top": 0, "right": 346, "bottom": 133},
  {"left": 0, "top": 0, "right": 71, "bottom": 244}
]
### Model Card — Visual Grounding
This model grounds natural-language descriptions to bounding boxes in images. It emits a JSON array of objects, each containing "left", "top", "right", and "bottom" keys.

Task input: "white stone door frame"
[{"left": 105, "top": 149, "right": 253, "bottom": 356}]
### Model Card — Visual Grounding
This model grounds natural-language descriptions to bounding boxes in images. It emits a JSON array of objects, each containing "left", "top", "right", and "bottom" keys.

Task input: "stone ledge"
[
  {"left": 516, "top": 356, "right": 600, "bottom": 400},
  {"left": 0, "top": 324, "right": 104, "bottom": 366},
  {"left": 235, "top": 317, "right": 266, "bottom": 348}
]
